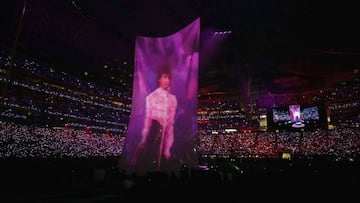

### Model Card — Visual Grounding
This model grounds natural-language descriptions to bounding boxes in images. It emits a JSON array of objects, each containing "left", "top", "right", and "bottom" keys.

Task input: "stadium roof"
[{"left": 1, "top": 0, "right": 360, "bottom": 95}]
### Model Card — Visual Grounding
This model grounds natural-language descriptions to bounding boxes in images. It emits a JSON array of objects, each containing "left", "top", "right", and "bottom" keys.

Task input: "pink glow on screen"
[
  {"left": 289, "top": 104, "right": 305, "bottom": 128},
  {"left": 122, "top": 18, "right": 200, "bottom": 174},
  {"left": 289, "top": 105, "right": 301, "bottom": 123}
]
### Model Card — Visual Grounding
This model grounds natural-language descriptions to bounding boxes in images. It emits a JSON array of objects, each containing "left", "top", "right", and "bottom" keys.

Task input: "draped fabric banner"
[{"left": 122, "top": 18, "right": 200, "bottom": 174}]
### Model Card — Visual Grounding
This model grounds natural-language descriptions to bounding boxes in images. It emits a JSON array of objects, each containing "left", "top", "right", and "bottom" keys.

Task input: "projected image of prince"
[{"left": 131, "top": 63, "right": 177, "bottom": 170}]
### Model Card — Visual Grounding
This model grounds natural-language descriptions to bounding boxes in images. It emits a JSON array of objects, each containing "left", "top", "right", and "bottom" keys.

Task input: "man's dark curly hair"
[{"left": 157, "top": 62, "right": 172, "bottom": 81}]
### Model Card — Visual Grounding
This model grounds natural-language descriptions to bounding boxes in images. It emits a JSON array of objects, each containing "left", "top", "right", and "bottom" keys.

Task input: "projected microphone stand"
[
  {"left": 157, "top": 121, "right": 166, "bottom": 171},
  {"left": 157, "top": 95, "right": 168, "bottom": 171}
]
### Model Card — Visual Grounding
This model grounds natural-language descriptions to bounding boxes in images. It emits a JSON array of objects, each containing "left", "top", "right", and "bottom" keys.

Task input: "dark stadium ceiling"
[{"left": 1, "top": 0, "right": 360, "bottom": 94}]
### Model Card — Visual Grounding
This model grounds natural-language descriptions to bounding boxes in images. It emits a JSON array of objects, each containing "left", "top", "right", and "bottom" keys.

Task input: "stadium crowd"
[{"left": 1, "top": 47, "right": 359, "bottom": 202}]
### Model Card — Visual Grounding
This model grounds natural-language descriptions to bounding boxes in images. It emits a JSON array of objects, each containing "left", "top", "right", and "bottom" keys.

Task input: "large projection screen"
[{"left": 122, "top": 18, "right": 200, "bottom": 174}]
